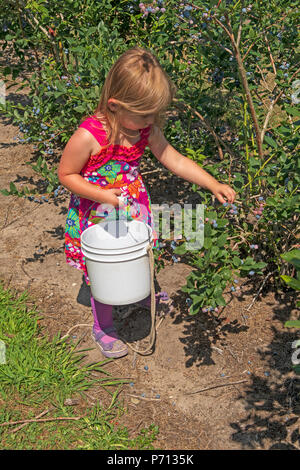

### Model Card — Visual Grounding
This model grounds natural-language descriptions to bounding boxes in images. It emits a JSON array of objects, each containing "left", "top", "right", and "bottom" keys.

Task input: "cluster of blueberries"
[
  {"left": 138, "top": 1, "right": 166, "bottom": 16},
  {"left": 25, "top": 185, "right": 64, "bottom": 204},
  {"left": 223, "top": 201, "right": 238, "bottom": 215},
  {"left": 252, "top": 196, "right": 264, "bottom": 220},
  {"left": 211, "top": 68, "right": 224, "bottom": 85}
]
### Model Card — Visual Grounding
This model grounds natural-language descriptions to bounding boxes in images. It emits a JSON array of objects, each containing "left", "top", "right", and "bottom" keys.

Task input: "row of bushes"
[{"left": 0, "top": 1, "right": 299, "bottom": 322}]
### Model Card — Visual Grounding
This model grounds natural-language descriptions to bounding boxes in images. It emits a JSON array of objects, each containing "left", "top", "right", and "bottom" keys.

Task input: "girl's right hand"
[{"left": 100, "top": 188, "right": 126, "bottom": 209}]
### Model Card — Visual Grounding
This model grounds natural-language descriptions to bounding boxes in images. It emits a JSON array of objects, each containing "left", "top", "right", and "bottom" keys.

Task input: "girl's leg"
[{"left": 90, "top": 296, "right": 128, "bottom": 358}]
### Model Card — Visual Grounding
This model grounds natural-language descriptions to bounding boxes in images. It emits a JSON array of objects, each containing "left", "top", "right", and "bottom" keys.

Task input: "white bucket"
[{"left": 81, "top": 219, "right": 153, "bottom": 305}]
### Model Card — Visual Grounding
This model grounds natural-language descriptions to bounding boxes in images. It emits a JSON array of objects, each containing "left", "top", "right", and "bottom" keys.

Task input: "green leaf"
[
  {"left": 285, "top": 106, "right": 300, "bottom": 117},
  {"left": 0, "top": 189, "right": 10, "bottom": 196},
  {"left": 204, "top": 237, "right": 212, "bottom": 249},
  {"left": 264, "top": 135, "right": 278, "bottom": 148},
  {"left": 232, "top": 256, "right": 241, "bottom": 267},
  {"left": 285, "top": 320, "right": 300, "bottom": 328},
  {"left": 210, "top": 245, "right": 219, "bottom": 258},
  {"left": 9, "top": 182, "right": 17, "bottom": 194},
  {"left": 281, "top": 275, "right": 300, "bottom": 291},
  {"left": 281, "top": 249, "right": 300, "bottom": 269},
  {"left": 216, "top": 233, "right": 227, "bottom": 247},
  {"left": 174, "top": 243, "right": 187, "bottom": 255},
  {"left": 73, "top": 105, "right": 87, "bottom": 113}
]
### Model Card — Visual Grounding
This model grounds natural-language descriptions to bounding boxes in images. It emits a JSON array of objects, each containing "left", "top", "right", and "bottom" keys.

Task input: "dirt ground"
[{"left": 1, "top": 83, "right": 300, "bottom": 451}]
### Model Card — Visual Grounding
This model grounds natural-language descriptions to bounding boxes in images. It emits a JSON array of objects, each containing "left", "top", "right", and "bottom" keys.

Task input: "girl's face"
[
  {"left": 108, "top": 98, "right": 155, "bottom": 131},
  {"left": 119, "top": 109, "right": 155, "bottom": 131}
]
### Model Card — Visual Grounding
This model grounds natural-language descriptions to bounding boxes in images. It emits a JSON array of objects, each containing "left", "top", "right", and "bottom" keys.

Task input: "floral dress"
[{"left": 64, "top": 115, "right": 159, "bottom": 284}]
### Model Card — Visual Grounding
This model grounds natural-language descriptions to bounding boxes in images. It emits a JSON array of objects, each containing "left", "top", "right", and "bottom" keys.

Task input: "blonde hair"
[{"left": 82, "top": 46, "right": 176, "bottom": 148}]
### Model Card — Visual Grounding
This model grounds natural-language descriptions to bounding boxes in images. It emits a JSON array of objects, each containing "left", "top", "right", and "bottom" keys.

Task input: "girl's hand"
[
  {"left": 100, "top": 188, "right": 126, "bottom": 209},
  {"left": 211, "top": 183, "right": 236, "bottom": 205}
]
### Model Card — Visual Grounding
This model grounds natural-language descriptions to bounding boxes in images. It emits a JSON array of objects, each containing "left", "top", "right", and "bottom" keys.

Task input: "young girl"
[{"left": 58, "top": 46, "right": 236, "bottom": 359}]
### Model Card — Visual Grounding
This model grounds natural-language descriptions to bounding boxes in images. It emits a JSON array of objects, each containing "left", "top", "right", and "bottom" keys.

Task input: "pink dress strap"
[{"left": 79, "top": 115, "right": 107, "bottom": 145}]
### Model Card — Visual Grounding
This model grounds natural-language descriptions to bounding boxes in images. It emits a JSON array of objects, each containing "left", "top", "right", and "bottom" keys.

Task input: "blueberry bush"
[{"left": 0, "top": 0, "right": 299, "bottom": 316}]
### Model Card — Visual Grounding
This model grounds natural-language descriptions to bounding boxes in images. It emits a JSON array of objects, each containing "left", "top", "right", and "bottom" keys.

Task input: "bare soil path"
[{"left": 1, "top": 83, "right": 300, "bottom": 450}]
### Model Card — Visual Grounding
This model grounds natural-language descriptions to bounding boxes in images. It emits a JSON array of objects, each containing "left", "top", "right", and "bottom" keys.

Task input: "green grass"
[{"left": 0, "top": 283, "right": 158, "bottom": 449}]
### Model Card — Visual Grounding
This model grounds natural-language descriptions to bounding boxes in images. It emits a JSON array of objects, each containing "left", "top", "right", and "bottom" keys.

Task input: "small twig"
[
  {"left": 1, "top": 204, "right": 40, "bottom": 232},
  {"left": 256, "top": 64, "right": 273, "bottom": 93},
  {"left": 1, "top": 415, "right": 84, "bottom": 428},
  {"left": 156, "top": 315, "right": 165, "bottom": 330},
  {"left": 141, "top": 168, "right": 162, "bottom": 176},
  {"left": 264, "top": 34, "right": 277, "bottom": 76},
  {"left": 236, "top": 5, "right": 244, "bottom": 48},
  {"left": 211, "top": 345, "right": 223, "bottom": 355},
  {"left": 132, "top": 352, "right": 137, "bottom": 369},
  {"left": 245, "top": 270, "right": 276, "bottom": 312},
  {"left": 174, "top": 99, "right": 231, "bottom": 160},
  {"left": 1, "top": 207, "right": 10, "bottom": 230},
  {"left": 59, "top": 324, "right": 93, "bottom": 341},
  {"left": 20, "top": 260, "right": 34, "bottom": 280},
  {"left": 225, "top": 346, "right": 240, "bottom": 362},
  {"left": 83, "top": 391, "right": 98, "bottom": 404},
  {"left": 127, "top": 394, "right": 161, "bottom": 402},
  {"left": 8, "top": 408, "right": 53, "bottom": 434},
  {"left": 184, "top": 379, "right": 248, "bottom": 395}
]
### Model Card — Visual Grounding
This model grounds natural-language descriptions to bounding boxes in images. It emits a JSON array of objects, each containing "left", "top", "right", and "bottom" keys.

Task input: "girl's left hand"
[{"left": 211, "top": 183, "right": 236, "bottom": 205}]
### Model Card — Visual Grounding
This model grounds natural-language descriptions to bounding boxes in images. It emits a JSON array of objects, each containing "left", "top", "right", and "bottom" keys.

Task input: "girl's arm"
[
  {"left": 58, "top": 128, "right": 122, "bottom": 206},
  {"left": 148, "top": 126, "right": 236, "bottom": 204}
]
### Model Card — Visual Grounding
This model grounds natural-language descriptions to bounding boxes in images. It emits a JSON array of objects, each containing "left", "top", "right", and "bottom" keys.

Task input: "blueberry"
[
  {"left": 155, "top": 394, "right": 160, "bottom": 399},
  {"left": 258, "top": 196, "right": 264, "bottom": 201},
  {"left": 186, "top": 298, "right": 192, "bottom": 306},
  {"left": 144, "top": 366, "right": 149, "bottom": 371},
  {"left": 231, "top": 287, "right": 235, "bottom": 292},
  {"left": 249, "top": 270, "right": 255, "bottom": 276},
  {"left": 234, "top": 279, "right": 238, "bottom": 284},
  {"left": 223, "top": 202, "right": 228, "bottom": 207},
  {"left": 256, "top": 215, "right": 260, "bottom": 219}
]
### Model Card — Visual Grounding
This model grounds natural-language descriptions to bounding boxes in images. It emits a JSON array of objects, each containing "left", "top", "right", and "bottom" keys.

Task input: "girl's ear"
[{"left": 107, "top": 98, "right": 119, "bottom": 112}]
